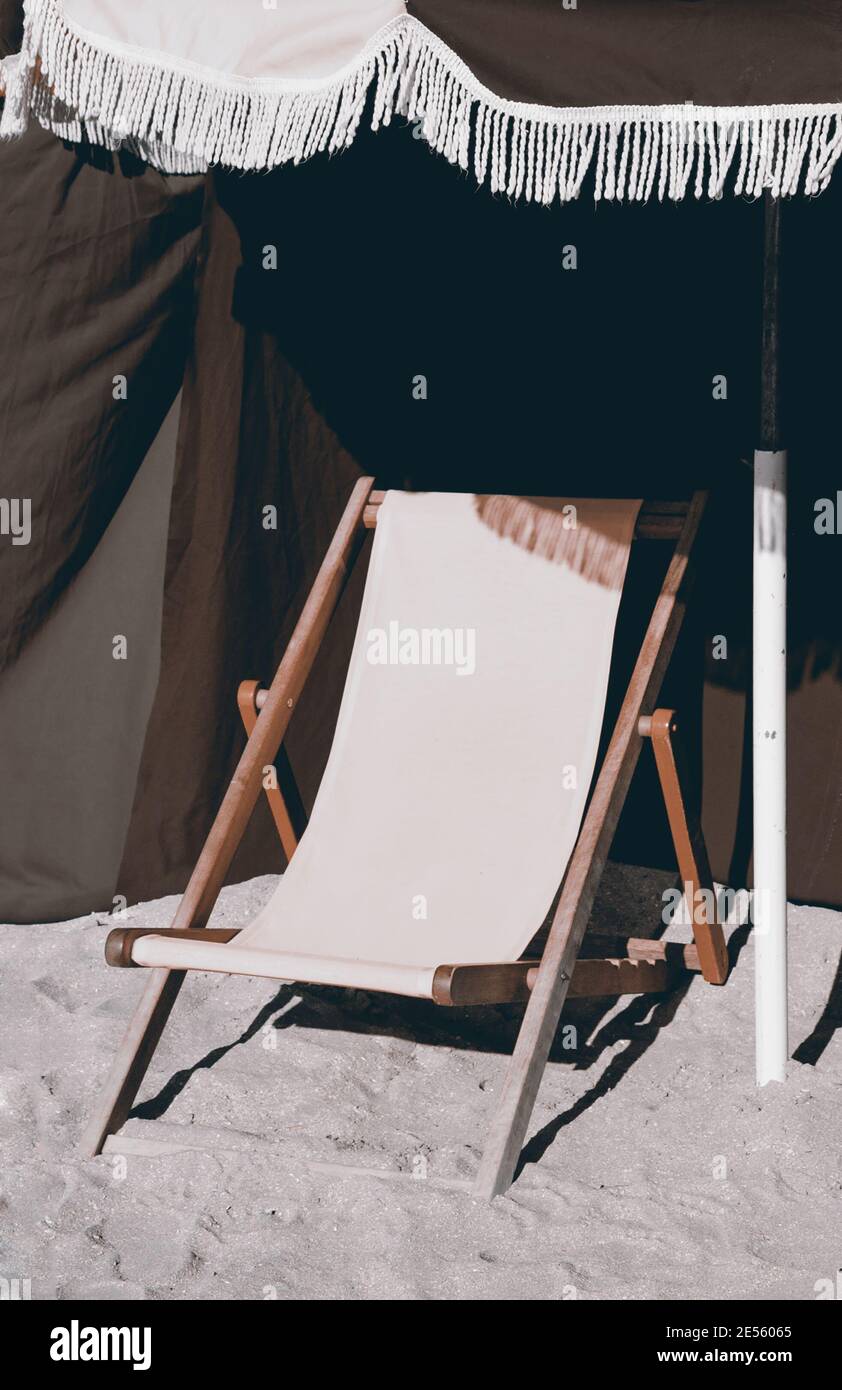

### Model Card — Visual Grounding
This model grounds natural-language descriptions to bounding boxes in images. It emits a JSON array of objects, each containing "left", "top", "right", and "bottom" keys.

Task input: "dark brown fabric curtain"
[
  {"left": 116, "top": 181, "right": 365, "bottom": 902},
  {"left": 2, "top": 2, "right": 841, "bottom": 921},
  {"left": 0, "top": 133, "right": 202, "bottom": 675},
  {"left": 0, "top": 1, "right": 205, "bottom": 918},
  {"left": 119, "top": 120, "right": 842, "bottom": 911}
]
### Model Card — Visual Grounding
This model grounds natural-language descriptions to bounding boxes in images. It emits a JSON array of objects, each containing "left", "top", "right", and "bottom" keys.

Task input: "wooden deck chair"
[{"left": 85, "top": 481, "right": 728, "bottom": 1200}]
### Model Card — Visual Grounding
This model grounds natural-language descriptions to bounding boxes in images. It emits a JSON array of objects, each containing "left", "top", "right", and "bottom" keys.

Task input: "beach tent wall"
[
  {"left": 1, "top": 0, "right": 841, "bottom": 922},
  {"left": 0, "top": 71, "right": 205, "bottom": 920}
]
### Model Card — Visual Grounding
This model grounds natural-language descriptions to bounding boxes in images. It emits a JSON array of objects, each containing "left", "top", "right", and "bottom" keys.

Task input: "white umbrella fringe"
[{"left": 2, "top": 0, "right": 842, "bottom": 199}]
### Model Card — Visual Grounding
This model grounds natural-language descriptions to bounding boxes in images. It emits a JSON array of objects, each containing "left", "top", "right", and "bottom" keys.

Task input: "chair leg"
[
  {"left": 645, "top": 708, "right": 729, "bottom": 985},
  {"left": 81, "top": 477, "right": 374, "bottom": 1157},
  {"left": 79, "top": 968, "right": 186, "bottom": 1156},
  {"left": 473, "top": 490, "right": 709, "bottom": 1201}
]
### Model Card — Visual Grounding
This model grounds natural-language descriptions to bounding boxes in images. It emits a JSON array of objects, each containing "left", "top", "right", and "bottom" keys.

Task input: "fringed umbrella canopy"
[{"left": 2, "top": 0, "right": 841, "bottom": 199}]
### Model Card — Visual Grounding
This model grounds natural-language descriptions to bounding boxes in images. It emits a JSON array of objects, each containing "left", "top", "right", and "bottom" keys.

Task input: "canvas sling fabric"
[
  {"left": 131, "top": 492, "right": 641, "bottom": 994},
  {"left": 2, "top": 0, "right": 841, "bottom": 197}
]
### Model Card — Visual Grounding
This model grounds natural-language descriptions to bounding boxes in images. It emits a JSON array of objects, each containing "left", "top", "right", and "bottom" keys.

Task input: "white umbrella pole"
[
  {"left": 753, "top": 196, "right": 788, "bottom": 1087},
  {"left": 753, "top": 448, "right": 787, "bottom": 1084}
]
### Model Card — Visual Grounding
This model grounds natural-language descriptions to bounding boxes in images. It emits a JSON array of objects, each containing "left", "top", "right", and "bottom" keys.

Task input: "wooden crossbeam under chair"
[
  {"left": 236, "top": 679, "right": 306, "bottom": 863},
  {"left": 85, "top": 482, "right": 729, "bottom": 1199}
]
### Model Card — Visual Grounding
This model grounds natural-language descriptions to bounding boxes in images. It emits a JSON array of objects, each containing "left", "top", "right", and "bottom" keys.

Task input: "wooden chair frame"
[{"left": 85, "top": 480, "right": 728, "bottom": 1200}]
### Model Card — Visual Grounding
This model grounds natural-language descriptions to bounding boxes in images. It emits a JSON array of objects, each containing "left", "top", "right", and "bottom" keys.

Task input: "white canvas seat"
[{"left": 130, "top": 492, "right": 639, "bottom": 994}]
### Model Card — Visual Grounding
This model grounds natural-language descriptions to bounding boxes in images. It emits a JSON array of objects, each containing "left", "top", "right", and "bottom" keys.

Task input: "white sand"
[{"left": 1, "top": 864, "right": 839, "bottom": 1302}]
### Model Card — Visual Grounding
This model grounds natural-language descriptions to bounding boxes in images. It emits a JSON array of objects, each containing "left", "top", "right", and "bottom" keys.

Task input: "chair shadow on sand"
[
  {"left": 792, "top": 945, "right": 842, "bottom": 1067},
  {"left": 130, "top": 911, "right": 755, "bottom": 1178},
  {"left": 130, "top": 979, "right": 681, "bottom": 1136}
]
